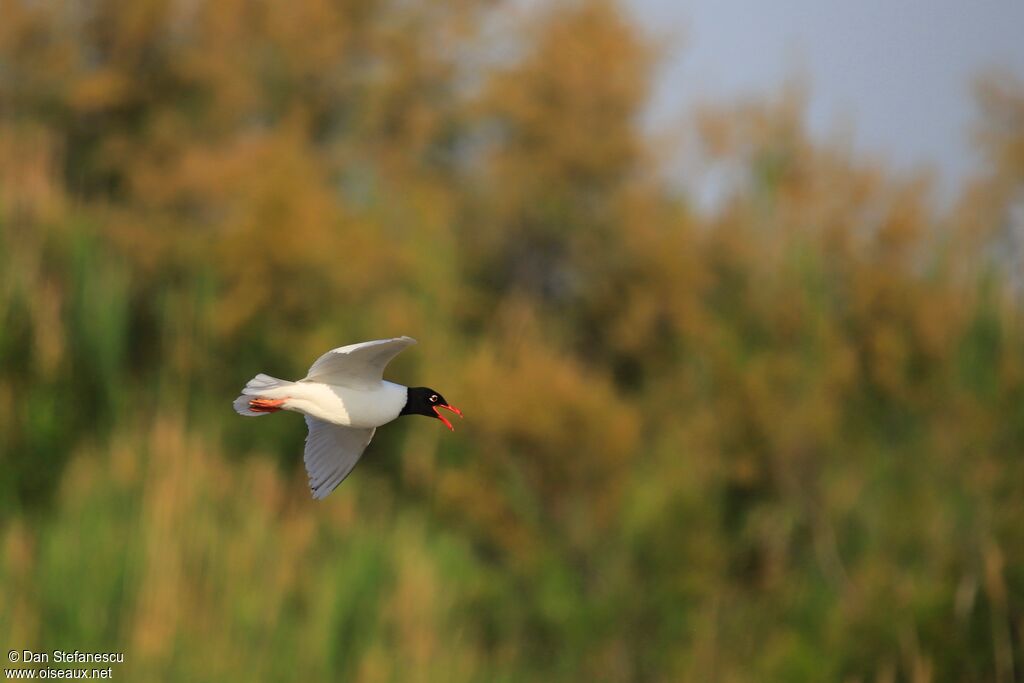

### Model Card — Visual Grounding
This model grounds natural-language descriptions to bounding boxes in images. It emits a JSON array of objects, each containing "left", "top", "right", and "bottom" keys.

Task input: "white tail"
[{"left": 233, "top": 373, "right": 292, "bottom": 416}]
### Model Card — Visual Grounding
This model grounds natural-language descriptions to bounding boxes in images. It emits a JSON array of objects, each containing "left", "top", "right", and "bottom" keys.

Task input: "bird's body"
[
  {"left": 239, "top": 377, "right": 408, "bottom": 428},
  {"left": 233, "top": 336, "right": 460, "bottom": 499}
]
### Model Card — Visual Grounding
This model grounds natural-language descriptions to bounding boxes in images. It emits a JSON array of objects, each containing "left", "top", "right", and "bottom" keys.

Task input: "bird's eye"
[{"left": 430, "top": 394, "right": 438, "bottom": 403}]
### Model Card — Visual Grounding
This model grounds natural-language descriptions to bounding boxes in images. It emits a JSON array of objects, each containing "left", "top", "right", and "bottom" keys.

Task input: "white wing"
[
  {"left": 303, "top": 416, "right": 376, "bottom": 499},
  {"left": 302, "top": 336, "right": 417, "bottom": 388}
]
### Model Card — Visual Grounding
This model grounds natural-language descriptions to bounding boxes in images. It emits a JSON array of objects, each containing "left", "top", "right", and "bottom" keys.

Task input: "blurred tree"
[{"left": 463, "top": 1, "right": 651, "bottom": 319}]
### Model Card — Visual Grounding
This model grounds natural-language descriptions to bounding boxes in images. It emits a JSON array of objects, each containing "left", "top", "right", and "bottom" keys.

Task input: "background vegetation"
[{"left": 1, "top": 0, "right": 1023, "bottom": 680}]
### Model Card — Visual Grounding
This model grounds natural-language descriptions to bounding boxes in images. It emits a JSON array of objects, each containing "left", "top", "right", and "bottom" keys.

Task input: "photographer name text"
[{"left": 9, "top": 652, "right": 123, "bottom": 665}]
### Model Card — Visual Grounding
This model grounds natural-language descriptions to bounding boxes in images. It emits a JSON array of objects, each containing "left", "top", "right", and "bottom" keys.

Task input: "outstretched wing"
[
  {"left": 303, "top": 416, "right": 376, "bottom": 499},
  {"left": 302, "top": 336, "right": 417, "bottom": 388}
]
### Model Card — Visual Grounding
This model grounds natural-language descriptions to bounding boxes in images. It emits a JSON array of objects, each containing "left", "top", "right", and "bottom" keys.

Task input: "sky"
[{"left": 628, "top": 0, "right": 1024, "bottom": 196}]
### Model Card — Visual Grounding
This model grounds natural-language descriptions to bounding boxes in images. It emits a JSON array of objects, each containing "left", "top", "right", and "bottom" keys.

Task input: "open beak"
[{"left": 432, "top": 403, "right": 463, "bottom": 432}]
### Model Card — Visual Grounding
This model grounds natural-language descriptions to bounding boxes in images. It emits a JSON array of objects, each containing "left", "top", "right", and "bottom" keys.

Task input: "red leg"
[{"left": 249, "top": 397, "right": 287, "bottom": 413}]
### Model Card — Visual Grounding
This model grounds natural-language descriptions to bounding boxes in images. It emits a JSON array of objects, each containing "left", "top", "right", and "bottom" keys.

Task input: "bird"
[{"left": 233, "top": 336, "right": 461, "bottom": 499}]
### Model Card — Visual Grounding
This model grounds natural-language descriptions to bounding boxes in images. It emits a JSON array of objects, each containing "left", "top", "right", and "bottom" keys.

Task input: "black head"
[{"left": 400, "top": 387, "right": 463, "bottom": 431}]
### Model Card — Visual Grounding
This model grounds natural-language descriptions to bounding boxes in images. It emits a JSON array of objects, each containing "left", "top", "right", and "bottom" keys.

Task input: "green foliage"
[{"left": 1, "top": 1, "right": 1023, "bottom": 681}]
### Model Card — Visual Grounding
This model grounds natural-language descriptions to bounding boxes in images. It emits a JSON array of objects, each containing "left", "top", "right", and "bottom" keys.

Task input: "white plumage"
[
  {"left": 302, "top": 417, "right": 375, "bottom": 499},
  {"left": 234, "top": 336, "right": 421, "bottom": 499}
]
